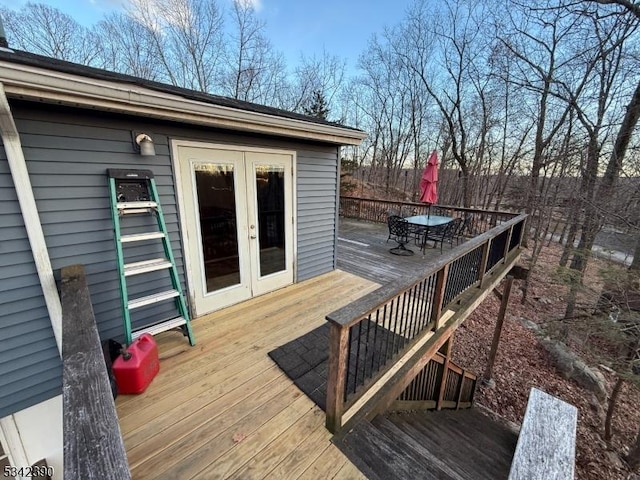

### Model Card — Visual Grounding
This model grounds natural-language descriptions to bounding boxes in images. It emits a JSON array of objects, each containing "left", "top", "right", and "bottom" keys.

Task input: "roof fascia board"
[{"left": 0, "top": 61, "right": 367, "bottom": 146}]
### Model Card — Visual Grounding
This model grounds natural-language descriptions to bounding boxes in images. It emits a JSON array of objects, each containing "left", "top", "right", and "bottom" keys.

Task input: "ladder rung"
[
  {"left": 117, "top": 201, "right": 158, "bottom": 214},
  {"left": 131, "top": 317, "right": 187, "bottom": 340},
  {"left": 128, "top": 289, "right": 179, "bottom": 309},
  {"left": 121, "top": 232, "right": 165, "bottom": 243},
  {"left": 124, "top": 258, "right": 172, "bottom": 276}
]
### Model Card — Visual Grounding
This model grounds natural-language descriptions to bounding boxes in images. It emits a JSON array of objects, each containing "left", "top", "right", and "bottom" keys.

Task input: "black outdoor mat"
[{"left": 268, "top": 322, "right": 406, "bottom": 411}]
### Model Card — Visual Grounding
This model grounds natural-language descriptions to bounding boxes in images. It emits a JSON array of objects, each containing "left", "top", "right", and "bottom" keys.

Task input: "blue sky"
[{"left": 1, "top": 0, "right": 415, "bottom": 73}]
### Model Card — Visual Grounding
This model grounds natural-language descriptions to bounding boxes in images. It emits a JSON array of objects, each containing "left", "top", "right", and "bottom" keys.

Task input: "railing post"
[
  {"left": 478, "top": 239, "right": 491, "bottom": 288},
  {"left": 436, "top": 333, "right": 454, "bottom": 410},
  {"left": 326, "top": 322, "right": 349, "bottom": 433},
  {"left": 431, "top": 265, "right": 449, "bottom": 330}
]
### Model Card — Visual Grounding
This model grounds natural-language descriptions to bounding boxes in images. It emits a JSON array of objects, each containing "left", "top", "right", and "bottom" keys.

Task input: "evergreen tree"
[{"left": 303, "top": 90, "right": 330, "bottom": 120}]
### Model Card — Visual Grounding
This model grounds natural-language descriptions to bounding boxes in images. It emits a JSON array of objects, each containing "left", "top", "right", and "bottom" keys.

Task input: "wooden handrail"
[
  {"left": 62, "top": 265, "right": 131, "bottom": 480},
  {"left": 509, "top": 388, "right": 577, "bottom": 480},
  {"left": 340, "top": 195, "right": 518, "bottom": 217},
  {"left": 325, "top": 212, "right": 526, "bottom": 433},
  {"left": 328, "top": 213, "right": 527, "bottom": 327}
]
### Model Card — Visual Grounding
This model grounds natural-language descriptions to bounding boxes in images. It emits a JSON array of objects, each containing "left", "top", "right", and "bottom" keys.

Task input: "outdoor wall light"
[{"left": 133, "top": 132, "right": 156, "bottom": 157}]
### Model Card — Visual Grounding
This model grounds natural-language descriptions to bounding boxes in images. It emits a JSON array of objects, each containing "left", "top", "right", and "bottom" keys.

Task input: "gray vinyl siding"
[
  {"left": 296, "top": 151, "right": 339, "bottom": 281},
  {"left": 12, "top": 101, "right": 338, "bottom": 325},
  {"left": 2, "top": 101, "right": 340, "bottom": 416},
  {"left": 0, "top": 148, "right": 62, "bottom": 419}
]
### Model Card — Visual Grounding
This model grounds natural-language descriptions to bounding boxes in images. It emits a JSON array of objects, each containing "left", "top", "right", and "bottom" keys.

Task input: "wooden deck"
[
  {"left": 336, "top": 408, "right": 518, "bottom": 480},
  {"left": 116, "top": 270, "right": 379, "bottom": 479},
  {"left": 337, "top": 218, "right": 461, "bottom": 284}
]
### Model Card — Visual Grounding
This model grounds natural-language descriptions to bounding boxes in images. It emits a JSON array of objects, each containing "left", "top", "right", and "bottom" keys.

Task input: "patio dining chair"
[
  {"left": 454, "top": 215, "right": 472, "bottom": 244},
  {"left": 424, "top": 218, "right": 462, "bottom": 253},
  {"left": 387, "top": 215, "right": 414, "bottom": 256}
]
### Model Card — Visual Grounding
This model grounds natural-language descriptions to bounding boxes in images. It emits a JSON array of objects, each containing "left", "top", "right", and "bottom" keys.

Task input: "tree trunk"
[{"left": 605, "top": 377, "right": 624, "bottom": 442}]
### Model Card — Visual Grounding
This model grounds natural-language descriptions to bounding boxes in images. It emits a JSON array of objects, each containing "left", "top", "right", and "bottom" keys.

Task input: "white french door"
[{"left": 175, "top": 144, "right": 294, "bottom": 316}]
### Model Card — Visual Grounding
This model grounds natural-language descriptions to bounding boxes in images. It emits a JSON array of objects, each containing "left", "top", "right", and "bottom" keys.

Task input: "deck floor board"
[{"left": 116, "top": 269, "right": 379, "bottom": 479}]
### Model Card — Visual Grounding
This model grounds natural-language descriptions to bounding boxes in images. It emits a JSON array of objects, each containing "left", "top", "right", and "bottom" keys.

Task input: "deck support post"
[
  {"left": 482, "top": 276, "right": 514, "bottom": 386},
  {"left": 326, "top": 322, "right": 349, "bottom": 433}
]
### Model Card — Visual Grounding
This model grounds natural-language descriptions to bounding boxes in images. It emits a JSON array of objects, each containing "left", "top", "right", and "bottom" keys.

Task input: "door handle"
[{"left": 250, "top": 235, "right": 257, "bottom": 239}]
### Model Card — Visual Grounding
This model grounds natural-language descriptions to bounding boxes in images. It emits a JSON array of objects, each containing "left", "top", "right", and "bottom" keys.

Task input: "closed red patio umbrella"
[{"left": 419, "top": 150, "right": 439, "bottom": 208}]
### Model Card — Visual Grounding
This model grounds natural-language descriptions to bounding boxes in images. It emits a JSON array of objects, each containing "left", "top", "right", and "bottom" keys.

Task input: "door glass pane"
[
  {"left": 194, "top": 163, "right": 240, "bottom": 292},
  {"left": 255, "top": 164, "right": 286, "bottom": 277}
]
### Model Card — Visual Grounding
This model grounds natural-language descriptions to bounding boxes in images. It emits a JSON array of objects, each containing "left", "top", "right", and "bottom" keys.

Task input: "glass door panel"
[
  {"left": 255, "top": 165, "right": 286, "bottom": 277},
  {"left": 194, "top": 164, "right": 240, "bottom": 292}
]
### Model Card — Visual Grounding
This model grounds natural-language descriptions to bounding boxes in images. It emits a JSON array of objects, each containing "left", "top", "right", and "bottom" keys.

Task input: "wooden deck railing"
[
  {"left": 325, "top": 212, "right": 527, "bottom": 433},
  {"left": 393, "top": 352, "right": 477, "bottom": 411},
  {"left": 508, "top": 388, "right": 577, "bottom": 479},
  {"left": 339, "top": 196, "right": 518, "bottom": 236},
  {"left": 61, "top": 265, "right": 131, "bottom": 480}
]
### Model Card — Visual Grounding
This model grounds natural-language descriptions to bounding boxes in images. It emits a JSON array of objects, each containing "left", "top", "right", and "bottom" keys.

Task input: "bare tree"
[
  {"left": 391, "top": 0, "right": 504, "bottom": 207},
  {"left": 94, "top": 13, "right": 163, "bottom": 80},
  {"left": 285, "top": 50, "right": 347, "bottom": 117},
  {"left": 221, "top": 0, "right": 286, "bottom": 104},
  {"left": 1, "top": 2, "right": 99, "bottom": 64},
  {"left": 126, "top": 0, "right": 225, "bottom": 92}
]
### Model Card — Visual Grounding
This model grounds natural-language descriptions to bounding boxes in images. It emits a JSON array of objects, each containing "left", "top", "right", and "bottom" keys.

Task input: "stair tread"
[
  {"left": 386, "top": 410, "right": 516, "bottom": 475},
  {"left": 338, "top": 420, "right": 448, "bottom": 480},
  {"left": 372, "top": 415, "right": 467, "bottom": 479},
  {"left": 334, "top": 408, "right": 520, "bottom": 480}
]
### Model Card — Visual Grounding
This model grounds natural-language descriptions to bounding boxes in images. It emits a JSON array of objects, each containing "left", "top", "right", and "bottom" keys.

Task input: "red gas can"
[{"left": 113, "top": 334, "right": 160, "bottom": 394}]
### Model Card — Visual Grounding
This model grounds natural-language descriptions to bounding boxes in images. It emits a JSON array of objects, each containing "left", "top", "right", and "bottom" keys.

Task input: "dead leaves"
[{"left": 452, "top": 243, "right": 639, "bottom": 480}]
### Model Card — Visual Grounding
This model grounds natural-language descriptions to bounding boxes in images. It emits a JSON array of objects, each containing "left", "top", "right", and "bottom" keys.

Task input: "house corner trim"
[{"left": 0, "top": 82, "right": 62, "bottom": 356}]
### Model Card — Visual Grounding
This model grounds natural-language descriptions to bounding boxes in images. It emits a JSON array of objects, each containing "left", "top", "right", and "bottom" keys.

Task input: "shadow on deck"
[{"left": 336, "top": 408, "right": 518, "bottom": 480}]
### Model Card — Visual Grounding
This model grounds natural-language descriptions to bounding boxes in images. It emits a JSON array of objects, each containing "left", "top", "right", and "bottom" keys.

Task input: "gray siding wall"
[
  {"left": 0, "top": 149, "right": 62, "bottom": 419},
  {"left": 296, "top": 151, "right": 339, "bottom": 281},
  {"left": 1, "top": 100, "right": 339, "bottom": 416}
]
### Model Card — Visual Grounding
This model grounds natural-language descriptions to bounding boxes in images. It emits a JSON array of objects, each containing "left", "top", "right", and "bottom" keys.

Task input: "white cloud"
[{"left": 232, "top": 0, "right": 263, "bottom": 12}]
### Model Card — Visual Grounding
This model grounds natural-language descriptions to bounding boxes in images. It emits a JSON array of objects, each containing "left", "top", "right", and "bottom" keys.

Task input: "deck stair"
[{"left": 336, "top": 408, "right": 518, "bottom": 480}]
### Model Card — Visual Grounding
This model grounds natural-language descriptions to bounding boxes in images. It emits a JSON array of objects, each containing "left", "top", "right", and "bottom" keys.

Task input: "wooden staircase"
[{"left": 336, "top": 408, "right": 518, "bottom": 480}]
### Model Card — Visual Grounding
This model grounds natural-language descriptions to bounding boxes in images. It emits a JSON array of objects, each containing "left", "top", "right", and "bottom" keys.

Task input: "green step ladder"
[{"left": 107, "top": 169, "right": 195, "bottom": 346}]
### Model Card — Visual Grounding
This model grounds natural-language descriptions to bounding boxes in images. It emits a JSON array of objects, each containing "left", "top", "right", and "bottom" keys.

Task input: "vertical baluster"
[
  {"left": 369, "top": 309, "right": 380, "bottom": 379},
  {"left": 378, "top": 304, "right": 388, "bottom": 373},
  {"left": 352, "top": 321, "right": 362, "bottom": 394},
  {"left": 362, "top": 313, "right": 372, "bottom": 382},
  {"left": 389, "top": 296, "right": 400, "bottom": 358},
  {"left": 384, "top": 299, "right": 394, "bottom": 362},
  {"left": 407, "top": 285, "right": 419, "bottom": 340},
  {"left": 345, "top": 326, "right": 353, "bottom": 401},
  {"left": 400, "top": 291, "right": 410, "bottom": 349}
]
